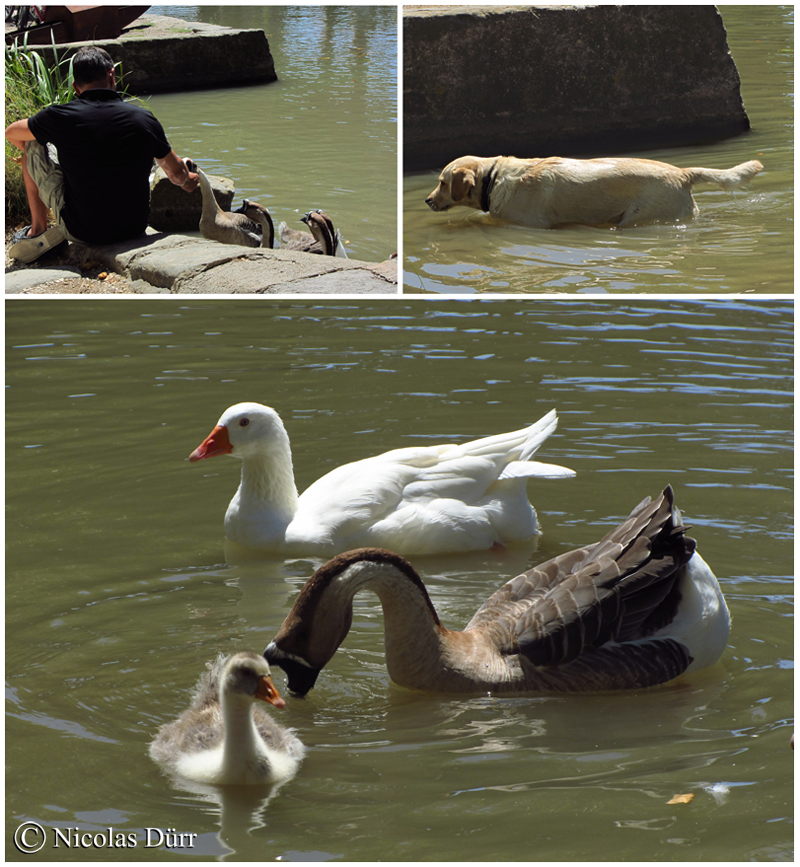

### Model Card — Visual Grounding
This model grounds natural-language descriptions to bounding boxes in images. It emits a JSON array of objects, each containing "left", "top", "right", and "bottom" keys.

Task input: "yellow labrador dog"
[{"left": 425, "top": 155, "right": 763, "bottom": 228}]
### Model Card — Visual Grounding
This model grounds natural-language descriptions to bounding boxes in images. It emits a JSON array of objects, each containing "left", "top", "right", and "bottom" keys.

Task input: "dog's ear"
[{"left": 450, "top": 166, "right": 476, "bottom": 202}]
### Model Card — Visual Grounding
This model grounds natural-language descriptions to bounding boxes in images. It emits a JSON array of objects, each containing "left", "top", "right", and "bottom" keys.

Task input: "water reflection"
[{"left": 148, "top": 777, "right": 289, "bottom": 859}]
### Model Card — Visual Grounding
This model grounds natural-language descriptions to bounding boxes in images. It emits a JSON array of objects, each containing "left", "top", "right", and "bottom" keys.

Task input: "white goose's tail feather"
[
  {"left": 454, "top": 409, "right": 575, "bottom": 479},
  {"left": 501, "top": 460, "right": 576, "bottom": 480}
]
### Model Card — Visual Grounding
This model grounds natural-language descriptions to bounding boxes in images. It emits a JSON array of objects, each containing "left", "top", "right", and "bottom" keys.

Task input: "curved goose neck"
[
  {"left": 220, "top": 693, "right": 262, "bottom": 777},
  {"left": 236, "top": 436, "right": 300, "bottom": 521},
  {"left": 317, "top": 222, "right": 335, "bottom": 255},
  {"left": 296, "top": 551, "right": 448, "bottom": 687},
  {"left": 196, "top": 169, "right": 221, "bottom": 217},
  {"left": 320, "top": 223, "right": 334, "bottom": 256},
  {"left": 259, "top": 211, "right": 275, "bottom": 249},
  {"left": 307, "top": 214, "right": 336, "bottom": 255}
]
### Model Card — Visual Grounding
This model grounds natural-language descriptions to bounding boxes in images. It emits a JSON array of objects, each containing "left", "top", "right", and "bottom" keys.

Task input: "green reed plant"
[
  {"left": 5, "top": 34, "right": 76, "bottom": 225},
  {"left": 6, "top": 35, "right": 76, "bottom": 107}
]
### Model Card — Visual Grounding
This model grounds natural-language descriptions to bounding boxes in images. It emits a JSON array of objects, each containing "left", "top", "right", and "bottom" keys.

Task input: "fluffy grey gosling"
[{"left": 149, "top": 651, "right": 305, "bottom": 785}]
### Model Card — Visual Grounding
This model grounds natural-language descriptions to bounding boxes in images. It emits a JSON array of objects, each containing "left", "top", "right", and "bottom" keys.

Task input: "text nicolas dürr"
[{"left": 53, "top": 827, "right": 197, "bottom": 849}]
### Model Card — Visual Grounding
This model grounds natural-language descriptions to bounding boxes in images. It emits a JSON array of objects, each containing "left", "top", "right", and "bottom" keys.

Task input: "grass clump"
[{"left": 5, "top": 36, "right": 76, "bottom": 226}]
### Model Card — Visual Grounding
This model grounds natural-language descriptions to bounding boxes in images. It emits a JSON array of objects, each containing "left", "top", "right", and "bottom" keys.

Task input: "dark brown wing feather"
[
  {"left": 466, "top": 487, "right": 694, "bottom": 667},
  {"left": 517, "top": 638, "right": 692, "bottom": 693}
]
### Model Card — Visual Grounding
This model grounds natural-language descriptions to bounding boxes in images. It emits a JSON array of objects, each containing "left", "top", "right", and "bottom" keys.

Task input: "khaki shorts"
[{"left": 25, "top": 139, "right": 84, "bottom": 243}]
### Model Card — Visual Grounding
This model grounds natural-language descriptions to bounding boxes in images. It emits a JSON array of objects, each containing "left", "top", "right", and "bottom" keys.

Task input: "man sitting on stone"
[{"left": 5, "top": 45, "right": 199, "bottom": 263}]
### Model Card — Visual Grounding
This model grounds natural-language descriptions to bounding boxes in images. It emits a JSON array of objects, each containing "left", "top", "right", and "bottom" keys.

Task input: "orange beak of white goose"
[
  {"left": 189, "top": 424, "right": 232, "bottom": 462},
  {"left": 255, "top": 674, "right": 286, "bottom": 709}
]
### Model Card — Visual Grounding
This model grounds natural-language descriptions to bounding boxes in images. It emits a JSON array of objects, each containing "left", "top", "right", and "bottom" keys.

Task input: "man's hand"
[
  {"left": 181, "top": 170, "right": 199, "bottom": 193},
  {"left": 156, "top": 149, "right": 199, "bottom": 193}
]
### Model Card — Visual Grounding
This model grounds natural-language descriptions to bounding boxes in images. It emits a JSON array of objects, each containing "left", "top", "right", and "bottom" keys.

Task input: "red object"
[{"left": 6, "top": 6, "right": 150, "bottom": 45}]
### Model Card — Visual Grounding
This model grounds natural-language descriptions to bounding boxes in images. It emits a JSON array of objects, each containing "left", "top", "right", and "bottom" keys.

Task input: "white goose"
[
  {"left": 149, "top": 652, "right": 305, "bottom": 786},
  {"left": 189, "top": 402, "right": 575, "bottom": 556},
  {"left": 264, "top": 487, "right": 731, "bottom": 696}
]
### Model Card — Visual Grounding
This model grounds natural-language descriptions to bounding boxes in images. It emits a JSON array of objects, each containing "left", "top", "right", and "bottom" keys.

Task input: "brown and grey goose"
[
  {"left": 239, "top": 199, "right": 275, "bottom": 249},
  {"left": 187, "top": 160, "right": 262, "bottom": 247},
  {"left": 278, "top": 210, "right": 339, "bottom": 255},
  {"left": 307, "top": 209, "right": 348, "bottom": 257},
  {"left": 264, "top": 486, "right": 730, "bottom": 696}
]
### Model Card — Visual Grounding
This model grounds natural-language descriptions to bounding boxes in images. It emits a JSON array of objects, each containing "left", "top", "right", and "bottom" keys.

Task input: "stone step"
[{"left": 57, "top": 232, "right": 397, "bottom": 294}]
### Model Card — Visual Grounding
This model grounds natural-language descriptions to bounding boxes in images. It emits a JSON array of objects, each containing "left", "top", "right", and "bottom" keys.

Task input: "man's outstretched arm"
[{"left": 156, "top": 150, "right": 199, "bottom": 193}]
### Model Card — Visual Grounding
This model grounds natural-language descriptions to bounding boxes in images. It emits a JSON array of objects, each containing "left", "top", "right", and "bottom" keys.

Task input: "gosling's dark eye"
[{"left": 240, "top": 418, "right": 250, "bottom": 427}]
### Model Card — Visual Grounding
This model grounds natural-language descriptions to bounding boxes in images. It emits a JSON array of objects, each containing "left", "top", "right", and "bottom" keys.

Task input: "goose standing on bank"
[
  {"left": 187, "top": 160, "right": 261, "bottom": 247},
  {"left": 302, "top": 210, "right": 337, "bottom": 255},
  {"left": 149, "top": 652, "right": 305, "bottom": 786},
  {"left": 188, "top": 402, "right": 575, "bottom": 556},
  {"left": 278, "top": 210, "right": 341, "bottom": 255},
  {"left": 264, "top": 487, "right": 731, "bottom": 696},
  {"left": 303, "top": 210, "right": 349, "bottom": 258},
  {"left": 240, "top": 199, "right": 275, "bottom": 249}
]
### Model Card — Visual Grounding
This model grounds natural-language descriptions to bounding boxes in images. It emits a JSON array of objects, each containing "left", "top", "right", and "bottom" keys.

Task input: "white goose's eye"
[{"left": 239, "top": 418, "right": 250, "bottom": 427}]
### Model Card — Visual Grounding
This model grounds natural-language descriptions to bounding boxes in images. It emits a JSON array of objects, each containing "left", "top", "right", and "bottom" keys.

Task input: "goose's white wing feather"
[
  {"left": 500, "top": 460, "right": 577, "bottom": 480},
  {"left": 286, "top": 411, "right": 573, "bottom": 554}
]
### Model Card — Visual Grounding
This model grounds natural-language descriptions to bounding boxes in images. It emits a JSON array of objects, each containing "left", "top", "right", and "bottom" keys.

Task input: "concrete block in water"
[
  {"left": 20, "top": 14, "right": 277, "bottom": 94},
  {"left": 403, "top": 5, "right": 751, "bottom": 171}
]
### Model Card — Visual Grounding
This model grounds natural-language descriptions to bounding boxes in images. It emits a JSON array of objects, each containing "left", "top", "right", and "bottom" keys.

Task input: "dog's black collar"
[{"left": 480, "top": 160, "right": 499, "bottom": 212}]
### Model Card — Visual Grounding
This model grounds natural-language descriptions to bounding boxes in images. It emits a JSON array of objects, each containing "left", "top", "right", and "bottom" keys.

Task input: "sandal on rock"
[{"left": 8, "top": 225, "right": 66, "bottom": 264}]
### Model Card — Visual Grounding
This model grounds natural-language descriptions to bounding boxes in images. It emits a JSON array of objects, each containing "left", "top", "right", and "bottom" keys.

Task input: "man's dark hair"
[{"left": 72, "top": 46, "right": 115, "bottom": 86}]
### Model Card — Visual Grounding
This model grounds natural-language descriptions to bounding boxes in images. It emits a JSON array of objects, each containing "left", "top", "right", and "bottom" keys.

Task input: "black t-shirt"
[{"left": 28, "top": 89, "right": 172, "bottom": 244}]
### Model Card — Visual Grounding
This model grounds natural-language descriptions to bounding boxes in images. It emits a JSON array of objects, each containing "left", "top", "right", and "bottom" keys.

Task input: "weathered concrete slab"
[
  {"left": 265, "top": 272, "right": 397, "bottom": 295},
  {"left": 175, "top": 259, "right": 394, "bottom": 295},
  {"left": 404, "top": 5, "right": 751, "bottom": 171},
  {"left": 57, "top": 233, "right": 397, "bottom": 295},
  {"left": 20, "top": 14, "right": 277, "bottom": 94},
  {"left": 126, "top": 241, "right": 245, "bottom": 289},
  {"left": 5, "top": 266, "right": 82, "bottom": 293}
]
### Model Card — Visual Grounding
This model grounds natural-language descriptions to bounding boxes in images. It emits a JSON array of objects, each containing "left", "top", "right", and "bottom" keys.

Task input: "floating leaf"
[{"left": 667, "top": 793, "right": 695, "bottom": 805}]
